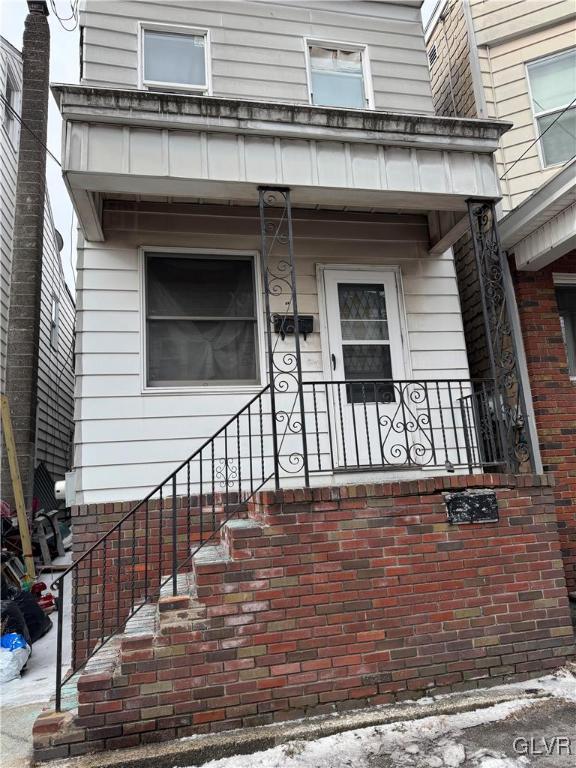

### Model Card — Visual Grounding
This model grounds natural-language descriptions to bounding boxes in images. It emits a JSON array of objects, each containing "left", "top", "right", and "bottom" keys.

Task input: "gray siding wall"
[
  {"left": 0, "top": 38, "right": 75, "bottom": 483},
  {"left": 80, "top": 0, "right": 435, "bottom": 115},
  {"left": 36, "top": 198, "right": 75, "bottom": 481},
  {"left": 0, "top": 38, "right": 22, "bottom": 393}
]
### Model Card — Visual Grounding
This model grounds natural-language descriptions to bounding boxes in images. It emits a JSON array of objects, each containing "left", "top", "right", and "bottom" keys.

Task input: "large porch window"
[{"left": 144, "top": 252, "right": 259, "bottom": 387}]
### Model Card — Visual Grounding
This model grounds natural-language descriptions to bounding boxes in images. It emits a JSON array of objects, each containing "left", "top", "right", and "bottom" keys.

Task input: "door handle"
[{"left": 331, "top": 353, "right": 336, "bottom": 371}]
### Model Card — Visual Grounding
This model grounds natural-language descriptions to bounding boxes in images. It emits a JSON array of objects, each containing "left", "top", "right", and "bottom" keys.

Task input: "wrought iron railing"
[
  {"left": 52, "top": 376, "right": 505, "bottom": 710},
  {"left": 300, "top": 379, "right": 506, "bottom": 474},
  {"left": 52, "top": 384, "right": 275, "bottom": 710}
]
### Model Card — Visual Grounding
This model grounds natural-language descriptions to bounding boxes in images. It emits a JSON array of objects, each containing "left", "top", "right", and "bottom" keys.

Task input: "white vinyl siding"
[
  {"left": 468, "top": 1, "right": 576, "bottom": 210},
  {"left": 80, "top": 0, "right": 434, "bottom": 115},
  {"left": 74, "top": 204, "right": 468, "bottom": 504}
]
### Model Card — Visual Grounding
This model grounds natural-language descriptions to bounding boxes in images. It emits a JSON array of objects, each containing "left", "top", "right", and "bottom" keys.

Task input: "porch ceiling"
[{"left": 53, "top": 85, "right": 510, "bottom": 243}]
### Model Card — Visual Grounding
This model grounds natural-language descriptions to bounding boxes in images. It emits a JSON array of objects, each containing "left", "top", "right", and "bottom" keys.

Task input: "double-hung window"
[
  {"left": 307, "top": 41, "right": 372, "bottom": 109},
  {"left": 556, "top": 283, "right": 576, "bottom": 378},
  {"left": 141, "top": 25, "right": 209, "bottom": 92},
  {"left": 145, "top": 252, "right": 259, "bottom": 388},
  {"left": 527, "top": 49, "right": 576, "bottom": 167}
]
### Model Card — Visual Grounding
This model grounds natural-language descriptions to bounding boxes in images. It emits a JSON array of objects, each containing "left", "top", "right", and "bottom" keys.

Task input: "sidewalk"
[{"left": 0, "top": 567, "right": 72, "bottom": 768}]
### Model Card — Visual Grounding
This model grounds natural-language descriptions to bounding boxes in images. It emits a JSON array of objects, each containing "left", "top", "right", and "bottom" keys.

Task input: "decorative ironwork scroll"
[
  {"left": 258, "top": 187, "right": 309, "bottom": 487},
  {"left": 467, "top": 199, "right": 530, "bottom": 471}
]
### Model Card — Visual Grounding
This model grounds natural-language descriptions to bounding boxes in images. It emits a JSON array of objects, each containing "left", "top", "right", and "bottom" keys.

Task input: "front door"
[{"left": 322, "top": 268, "right": 407, "bottom": 468}]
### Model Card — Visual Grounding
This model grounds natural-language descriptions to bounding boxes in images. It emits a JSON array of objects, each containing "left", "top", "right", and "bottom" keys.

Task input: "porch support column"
[
  {"left": 258, "top": 187, "right": 309, "bottom": 488},
  {"left": 467, "top": 199, "right": 532, "bottom": 472}
]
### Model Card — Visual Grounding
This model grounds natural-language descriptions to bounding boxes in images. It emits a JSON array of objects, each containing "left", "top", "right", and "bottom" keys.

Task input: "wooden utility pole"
[{"left": 1, "top": 395, "right": 36, "bottom": 581}]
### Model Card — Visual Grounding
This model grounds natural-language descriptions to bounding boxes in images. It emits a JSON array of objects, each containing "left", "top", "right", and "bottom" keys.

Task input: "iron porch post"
[
  {"left": 258, "top": 187, "right": 310, "bottom": 488},
  {"left": 467, "top": 199, "right": 531, "bottom": 472}
]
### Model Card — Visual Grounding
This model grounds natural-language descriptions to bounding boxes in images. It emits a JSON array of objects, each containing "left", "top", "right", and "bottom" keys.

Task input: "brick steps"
[{"left": 33, "top": 475, "right": 576, "bottom": 762}]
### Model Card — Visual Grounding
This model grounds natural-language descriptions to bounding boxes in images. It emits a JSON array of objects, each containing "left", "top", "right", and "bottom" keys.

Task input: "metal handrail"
[
  {"left": 53, "top": 376, "right": 506, "bottom": 711},
  {"left": 51, "top": 385, "right": 270, "bottom": 587},
  {"left": 53, "top": 384, "right": 272, "bottom": 710}
]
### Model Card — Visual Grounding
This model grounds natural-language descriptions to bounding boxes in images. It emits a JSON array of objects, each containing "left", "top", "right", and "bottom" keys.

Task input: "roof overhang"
[
  {"left": 51, "top": 85, "right": 511, "bottom": 244},
  {"left": 499, "top": 159, "right": 576, "bottom": 271}
]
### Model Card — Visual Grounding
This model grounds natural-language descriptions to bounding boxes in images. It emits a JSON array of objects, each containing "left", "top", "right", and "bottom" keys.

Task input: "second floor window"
[
  {"left": 307, "top": 43, "right": 371, "bottom": 109},
  {"left": 142, "top": 26, "right": 209, "bottom": 92},
  {"left": 527, "top": 49, "right": 576, "bottom": 167}
]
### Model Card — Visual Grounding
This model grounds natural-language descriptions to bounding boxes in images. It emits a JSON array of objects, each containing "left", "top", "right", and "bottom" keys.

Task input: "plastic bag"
[{"left": 0, "top": 633, "right": 31, "bottom": 682}]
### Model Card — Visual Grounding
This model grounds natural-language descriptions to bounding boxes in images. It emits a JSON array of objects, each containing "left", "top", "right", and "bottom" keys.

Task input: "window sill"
[
  {"left": 141, "top": 383, "right": 265, "bottom": 396},
  {"left": 142, "top": 82, "right": 209, "bottom": 95}
]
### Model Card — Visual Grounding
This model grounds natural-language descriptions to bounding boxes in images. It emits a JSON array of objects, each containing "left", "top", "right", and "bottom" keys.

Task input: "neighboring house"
[
  {"left": 0, "top": 34, "right": 75, "bottom": 496},
  {"left": 33, "top": 2, "right": 575, "bottom": 760},
  {"left": 426, "top": 0, "right": 576, "bottom": 594}
]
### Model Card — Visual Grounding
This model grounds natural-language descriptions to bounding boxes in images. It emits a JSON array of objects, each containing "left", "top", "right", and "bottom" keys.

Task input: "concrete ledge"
[{"left": 42, "top": 687, "right": 549, "bottom": 768}]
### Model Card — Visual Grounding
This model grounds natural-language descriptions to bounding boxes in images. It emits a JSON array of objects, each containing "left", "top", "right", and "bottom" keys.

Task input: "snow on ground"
[{"left": 192, "top": 667, "right": 576, "bottom": 768}]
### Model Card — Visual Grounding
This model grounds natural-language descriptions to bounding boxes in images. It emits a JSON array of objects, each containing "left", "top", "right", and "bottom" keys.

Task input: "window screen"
[
  {"left": 143, "top": 29, "right": 207, "bottom": 88},
  {"left": 309, "top": 46, "right": 367, "bottom": 109},
  {"left": 556, "top": 285, "right": 576, "bottom": 377},
  {"left": 145, "top": 254, "right": 259, "bottom": 386},
  {"left": 527, "top": 49, "right": 576, "bottom": 166}
]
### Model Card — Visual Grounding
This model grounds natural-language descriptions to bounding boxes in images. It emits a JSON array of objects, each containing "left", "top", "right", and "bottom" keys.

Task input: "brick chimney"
[{"left": 3, "top": 1, "right": 50, "bottom": 509}]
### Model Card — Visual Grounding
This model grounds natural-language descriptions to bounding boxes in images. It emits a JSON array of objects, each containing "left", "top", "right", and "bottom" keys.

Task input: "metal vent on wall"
[{"left": 428, "top": 45, "right": 437, "bottom": 66}]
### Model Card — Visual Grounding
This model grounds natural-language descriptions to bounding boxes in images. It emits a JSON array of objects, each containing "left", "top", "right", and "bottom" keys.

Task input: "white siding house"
[
  {"left": 59, "top": 1, "right": 511, "bottom": 506},
  {"left": 1, "top": 35, "right": 75, "bottom": 484}
]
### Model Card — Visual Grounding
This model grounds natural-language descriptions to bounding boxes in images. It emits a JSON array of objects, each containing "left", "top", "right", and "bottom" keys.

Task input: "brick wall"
[
  {"left": 71, "top": 494, "right": 244, "bottom": 666},
  {"left": 512, "top": 251, "right": 576, "bottom": 593},
  {"left": 35, "top": 474, "right": 574, "bottom": 761}
]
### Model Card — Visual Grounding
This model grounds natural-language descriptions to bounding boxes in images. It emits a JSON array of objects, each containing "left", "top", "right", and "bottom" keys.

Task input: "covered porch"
[{"left": 53, "top": 85, "right": 529, "bottom": 501}]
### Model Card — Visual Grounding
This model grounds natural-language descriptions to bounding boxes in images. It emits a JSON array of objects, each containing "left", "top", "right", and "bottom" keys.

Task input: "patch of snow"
[
  {"left": 188, "top": 666, "right": 576, "bottom": 768},
  {"left": 191, "top": 698, "right": 536, "bottom": 768}
]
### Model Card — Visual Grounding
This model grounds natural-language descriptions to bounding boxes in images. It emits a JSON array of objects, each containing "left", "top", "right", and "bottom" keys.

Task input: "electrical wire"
[
  {"left": 499, "top": 96, "right": 576, "bottom": 181},
  {"left": 49, "top": 0, "right": 80, "bottom": 32},
  {"left": 0, "top": 93, "right": 62, "bottom": 166}
]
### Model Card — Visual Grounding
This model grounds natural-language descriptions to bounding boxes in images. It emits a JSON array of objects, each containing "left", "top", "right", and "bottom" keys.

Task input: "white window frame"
[
  {"left": 138, "top": 22, "right": 212, "bottom": 94},
  {"left": 553, "top": 272, "right": 576, "bottom": 381},
  {"left": 304, "top": 38, "right": 374, "bottom": 110},
  {"left": 2, "top": 61, "right": 21, "bottom": 146},
  {"left": 138, "top": 247, "right": 266, "bottom": 395},
  {"left": 525, "top": 48, "right": 576, "bottom": 170}
]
